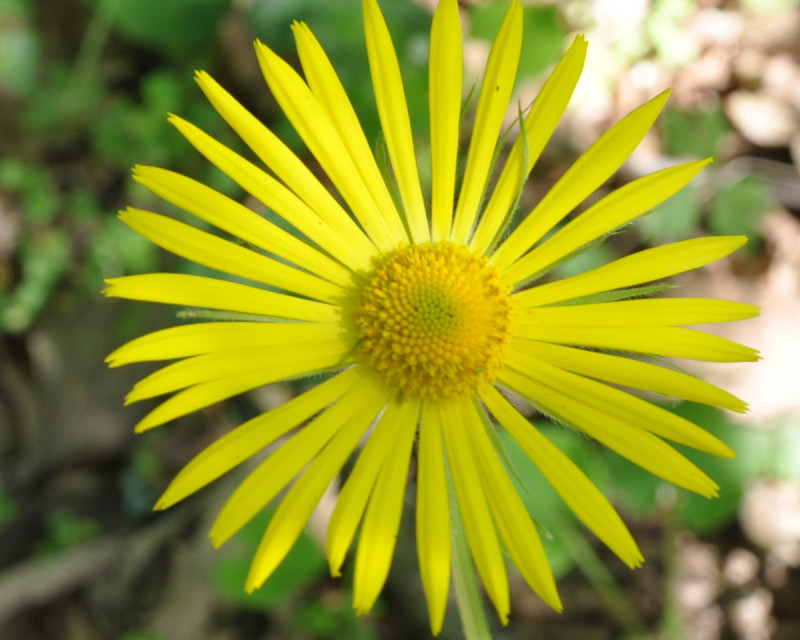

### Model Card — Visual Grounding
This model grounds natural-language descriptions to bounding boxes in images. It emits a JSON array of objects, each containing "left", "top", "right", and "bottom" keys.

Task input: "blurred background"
[{"left": 1, "top": 0, "right": 799, "bottom": 638}]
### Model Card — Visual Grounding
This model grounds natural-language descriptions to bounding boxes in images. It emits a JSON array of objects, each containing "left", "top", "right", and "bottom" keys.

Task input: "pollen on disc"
[{"left": 356, "top": 242, "right": 512, "bottom": 399}]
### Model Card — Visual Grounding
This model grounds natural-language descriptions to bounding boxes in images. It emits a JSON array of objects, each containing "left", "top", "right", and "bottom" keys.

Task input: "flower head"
[{"left": 106, "top": 0, "right": 759, "bottom": 633}]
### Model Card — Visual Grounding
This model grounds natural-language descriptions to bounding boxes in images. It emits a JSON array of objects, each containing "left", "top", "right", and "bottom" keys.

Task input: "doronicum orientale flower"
[{"left": 105, "top": 0, "right": 759, "bottom": 633}]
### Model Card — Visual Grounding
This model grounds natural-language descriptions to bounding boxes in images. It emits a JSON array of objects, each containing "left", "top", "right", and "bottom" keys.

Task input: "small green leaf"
[
  {"left": 709, "top": 177, "right": 773, "bottom": 247},
  {"left": 214, "top": 508, "right": 327, "bottom": 610},
  {"left": 638, "top": 183, "right": 699, "bottom": 244},
  {"left": 553, "top": 244, "right": 617, "bottom": 279},
  {"left": 662, "top": 106, "right": 730, "bottom": 158}
]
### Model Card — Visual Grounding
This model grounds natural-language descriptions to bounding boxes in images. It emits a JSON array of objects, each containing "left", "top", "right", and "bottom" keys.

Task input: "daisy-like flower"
[{"left": 105, "top": 0, "right": 758, "bottom": 633}]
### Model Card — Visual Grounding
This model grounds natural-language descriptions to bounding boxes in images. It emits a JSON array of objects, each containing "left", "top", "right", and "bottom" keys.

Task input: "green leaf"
[
  {"left": 638, "top": 183, "right": 699, "bottom": 244},
  {"left": 662, "top": 106, "right": 730, "bottom": 158},
  {"left": 469, "top": 3, "right": 567, "bottom": 81},
  {"left": 93, "top": 0, "right": 229, "bottom": 56},
  {"left": 553, "top": 244, "right": 617, "bottom": 279},
  {"left": 214, "top": 508, "right": 327, "bottom": 610},
  {"left": 603, "top": 449, "right": 665, "bottom": 517},
  {"left": 709, "top": 176, "right": 773, "bottom": 247}
]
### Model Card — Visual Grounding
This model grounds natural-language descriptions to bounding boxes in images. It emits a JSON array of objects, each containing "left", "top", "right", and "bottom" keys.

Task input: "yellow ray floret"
[
  {"left": 416, "top": 403, "right": 451, "bottom": 635},
  {"left": 492, "top": 91, "right": 671, "bottom": 271},
  {"left": 352, "top": 398, "right": 420, "bottom": 613},
  {"left": 244, "top": 375, "right": 391, "bottom": 591},
  {"left": 471, "top": 34, "right": 587, "bottom": 255},
  {"left": 362, "top": 0, "right": 428, "bottom": 244},
  {"left": 429, "top": 0, "right": 462, "bottom": 242},
  {"left": 450, "top": 0, "right": 522, "bottom": 245},
  {"left": 167, "top": 114, "right": 376, "bottom": 273},
  {"left": 479, "top": 385, "right": 644, "bottom": 568},
  {"left": 155, "top": 369, "right": 361, "bottom": 509},
  {"left": 441, "top": 401, "right": 510, "bottom": 622}
]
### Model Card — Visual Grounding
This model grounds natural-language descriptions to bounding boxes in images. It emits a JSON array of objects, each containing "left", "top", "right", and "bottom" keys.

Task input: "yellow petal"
[
  {"left": 106, "top": 321, "right": 348, "bottom": 367},
  {"left": 450, "top": 1, "right": 523, "bottom": 245},
  {"left": 511, "top": 236, "right": 748, "bottom": 306},
  {"left": 155, "top": 367, "right": 360, "bottom": 509},
  {"left": 255, "top": 40, "right": 401, "bottom": 252},
  {"left": 512, "top": 339, "right": 747, "bottom": 412},
  {"left": 416, "top": 401, "right": 451, "bottom": 635},
  {"left": 506, "top": 159, "right": 711, "bottom": 282},
  {"left": 429, "top": 0, "right": 462, "bottom": 242},
  {"left": 120, "top": 208, "right": 342, "bottom": 303},
  {"left": 245, "top": 379, "right": 391, "bottom": 590},
  {"left": 465, "top": 400, "right": 562, "bottom": 610},
  {"left": 195, "top": 71, "right": 379, "bottom": 269},
  {"left": 479, "top": 384, "right": 643, "bottom": 568},
  {"left": 132, "top": 344, "right": 351, "bottom": 432},
  {"left": 513, "top": 324, "right": 759, "bottom": 363},
  {"left": 292, "top": 21, "right": 422, "bottom": 246},
  {"left": 492, "top": 91, "right": 671, "bottom": 271},
  {"left": 132, "top": 165, "right": 354, "bottom": 286},
  {"left": 507, "top": 349, "right": 734, "bottom": 456},
  {"left": 353, "top": 398, "right": 420, "bottom": 613},
  {"left": 168, "top": 114, "right": 375, "bottom": 273},
  {"left": 362, "top": 0, "right": 428, "bottom": 244},
  {"left": 514, "top": 297, "right": 759, "bottom": 326},
  {"left": 210, "top": 371, "right": 385, "bottom": 548},
  {"left": 325, "top": 396, "right": 415, "bottom": 576},
  {"left": 104, "top": 273, "right": 340, "bottom": 323},
  {"left": 499, "top": 366, "right": 720, "bottom": 497},
  {"left": 441, "top": 401, "right": 509, "bottom": 623},
  {"left": 125, "top": 337, "right": 350, "bottom": 403},
  {"left": 471, "top": 35, "right": 587, "bottom": 255}
]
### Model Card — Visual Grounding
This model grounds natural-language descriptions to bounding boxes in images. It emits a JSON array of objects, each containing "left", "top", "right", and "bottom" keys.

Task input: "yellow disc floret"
[{"left": 356, "top": 242, "right": 512, "bottom": 399}]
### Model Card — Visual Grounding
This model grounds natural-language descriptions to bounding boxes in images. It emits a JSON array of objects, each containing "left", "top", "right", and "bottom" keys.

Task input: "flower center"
[{"left": 356, "top": 242, "right": 512, "bottom": 400}]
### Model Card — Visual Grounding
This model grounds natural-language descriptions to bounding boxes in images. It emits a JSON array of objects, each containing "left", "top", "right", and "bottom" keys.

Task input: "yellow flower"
[{"left": 105, "top": 0, "right": 758, "bottom": 633}]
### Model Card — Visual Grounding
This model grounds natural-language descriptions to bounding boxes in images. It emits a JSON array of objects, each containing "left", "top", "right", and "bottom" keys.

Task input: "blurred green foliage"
[
  {"left": 0, "top": 0, "right": 40, "bottom": 96},
  {"left": 638, "top": 183, "right": 701, "bottom": 243},
  {"left": 0, "top": 0, "right": 782, "bottom": 634},
  {"left": 87, "top": 0, "right": 229, "bottom": 57},
  {"left": 709, "top": 176, "right": 773, "bottom": 248},
  {"left": 470, "top": 2, "right": 567, "bottom": 80},
  {"left": 116, "top": 632, "right": 165, "bottom": 640},
  {"left": 36, "top": 509, "right": 102, "bottom": 556},
  {"left": 215, "top": 508, "right": 327, "bottom": 610},
  {"left": 214, "top": 507, "right": 378, "bottom": 638},
  {"left": 663, "top": 106, "right": 730, "bottom": 159},
  {"left": 646, "top": 0, "right": 700, "bottom": 66},
  {"left": 0, "top": 484, "right": 18, "bottom": 525}
]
